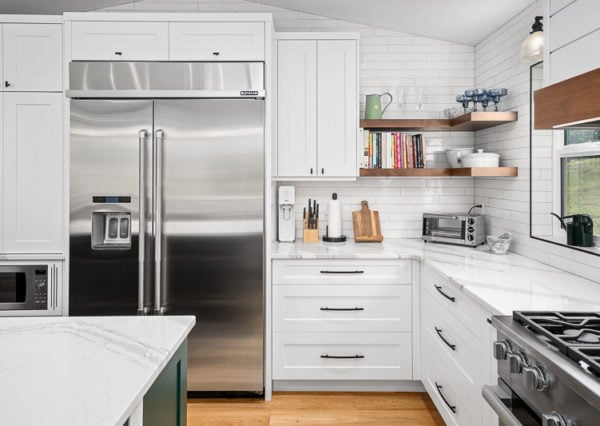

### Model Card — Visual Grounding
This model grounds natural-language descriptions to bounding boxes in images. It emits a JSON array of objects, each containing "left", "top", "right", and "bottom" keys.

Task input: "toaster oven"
[{"left": 422, "top": 213, "right": 485, "bottom": 246}]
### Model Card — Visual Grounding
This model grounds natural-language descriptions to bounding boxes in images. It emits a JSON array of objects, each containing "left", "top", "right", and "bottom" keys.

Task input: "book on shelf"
[{"left": 361, "top": 130, "right": 427, "bottom": 169}]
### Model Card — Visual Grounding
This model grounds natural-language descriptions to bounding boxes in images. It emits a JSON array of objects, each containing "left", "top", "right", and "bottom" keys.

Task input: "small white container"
[
  {"left": 461, "top": 149, "right": 499, "bottom": 167},
  {"left": 445, "top": 148, "right": 473, "bottom": 168}
]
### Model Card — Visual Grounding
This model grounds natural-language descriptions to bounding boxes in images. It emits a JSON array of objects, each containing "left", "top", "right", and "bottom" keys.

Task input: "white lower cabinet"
[
  {"left": 273, "top": 332, "right": 412, "bottom": 380},
  {"left": 420, "top": 263, "right": 496, "bottom": 426},
  {"left": 272, "top": 259, "right": 413, "bottom": 383},
  {"left": 422, "top": 334, "right": 481, "bottom": 426}
]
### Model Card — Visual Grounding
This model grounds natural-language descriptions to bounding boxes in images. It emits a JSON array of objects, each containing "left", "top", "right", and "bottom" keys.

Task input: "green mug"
[{"left": 365, "top": 93, "right": 393, "bottom": 119}]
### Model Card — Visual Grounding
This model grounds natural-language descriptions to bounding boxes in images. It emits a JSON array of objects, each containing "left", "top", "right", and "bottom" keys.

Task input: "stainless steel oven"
[
  {"left": 0, "top": 265, "right": 50, "bottom": 311},
  {"left": 486, "top": 313, "right": 600, "bottom": 426}
]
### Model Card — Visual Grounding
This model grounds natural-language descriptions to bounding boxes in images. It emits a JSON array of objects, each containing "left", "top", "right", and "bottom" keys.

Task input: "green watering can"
[{"left": 365, "top": 92, "right": 393, "bottom": 119}]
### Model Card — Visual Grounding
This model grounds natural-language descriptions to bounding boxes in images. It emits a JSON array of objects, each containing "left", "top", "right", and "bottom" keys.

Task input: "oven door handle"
[{"left": 482, "top": 385, "right": 523, "bottom": 426}]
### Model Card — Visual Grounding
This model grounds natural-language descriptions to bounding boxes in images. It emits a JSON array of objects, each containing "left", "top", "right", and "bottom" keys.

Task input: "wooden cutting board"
[{"left": 352, "top": 200, "right": 383, "bottom": 242}]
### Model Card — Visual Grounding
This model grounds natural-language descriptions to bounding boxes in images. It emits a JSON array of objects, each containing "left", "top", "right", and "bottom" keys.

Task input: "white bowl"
[
  {"left": 461, "top": 149, "right": 499, "bottom": 168},
  {"left": 445, "top": 148, "right": 474, "bottom": 168}
]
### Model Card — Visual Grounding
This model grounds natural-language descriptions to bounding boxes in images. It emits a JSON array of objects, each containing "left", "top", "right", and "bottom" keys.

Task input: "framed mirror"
[{"left": 530, "top": 61, "right": 600, "bottom": 255}]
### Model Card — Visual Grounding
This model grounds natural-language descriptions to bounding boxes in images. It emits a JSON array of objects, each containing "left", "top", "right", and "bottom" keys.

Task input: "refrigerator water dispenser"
[{"left": 91, "top": 211, "right": 131, "bottom": 249}]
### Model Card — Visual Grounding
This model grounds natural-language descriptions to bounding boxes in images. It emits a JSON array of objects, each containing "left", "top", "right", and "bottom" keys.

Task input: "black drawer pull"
[
  {"left": 435, "top": 327, "right": 456, "bottom": 351},
  {"left": 434, "top": 285, "right": 456, "bottom": 302},
  {"left": 320, "top": 270, "right": 365, "bottom": 274},
  {"left": 435, "top": 382, "right": 457, "bottom": 413},
  {"left": 320, "top": 307, "right": 364, "bottom": 311},
  {"left": 321, "top": 354, "right": 365, "bottom": 359},
  {"left": 212, "top": 51, "right": 220, "bottom": 56},
  {"left": 114, "top": 51, "right": 123, "bottom": 56}
]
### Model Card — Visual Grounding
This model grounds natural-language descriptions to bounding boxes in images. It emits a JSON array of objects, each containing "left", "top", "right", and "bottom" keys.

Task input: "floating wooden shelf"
[
  {"left": 359, "top": 167, "right": 518, "bottom": 177},
  {"left": 360, "top": 111, "right": 518, "bottom": 131}
]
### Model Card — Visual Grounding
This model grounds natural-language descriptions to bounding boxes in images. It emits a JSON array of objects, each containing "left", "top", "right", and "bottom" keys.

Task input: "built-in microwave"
[
  {"left": 422, "top": 213, "right": 486, "bottom": 246},
  {"left": 0, "top": 265, "right": 55, "bottom": 312}
]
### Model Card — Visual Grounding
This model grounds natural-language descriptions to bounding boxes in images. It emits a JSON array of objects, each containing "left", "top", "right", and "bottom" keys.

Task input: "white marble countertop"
[
  {"left": 0, "top": 316, "right": 195, "bottom": 426},
  {"left": 272, "top": 239, "right": 600, "bottom": 315}
]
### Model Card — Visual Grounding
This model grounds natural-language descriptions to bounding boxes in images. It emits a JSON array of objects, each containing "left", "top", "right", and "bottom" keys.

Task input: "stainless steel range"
[{"left": 485, "top": 312, "right": 600, "bottom": 426}]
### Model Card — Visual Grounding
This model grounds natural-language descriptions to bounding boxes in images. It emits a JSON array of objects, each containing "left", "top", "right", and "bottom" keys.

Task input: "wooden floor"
[{"left": 188, "top": 392, "right": 445, "bottom": 425}]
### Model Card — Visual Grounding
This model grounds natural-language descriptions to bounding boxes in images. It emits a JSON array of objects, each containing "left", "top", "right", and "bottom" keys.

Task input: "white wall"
[
  {"left": 474, "top": 0, "right": 600, "bottom": 283},
  {"left": 100, "top": 0, "right": 600, "bottom": 282}
]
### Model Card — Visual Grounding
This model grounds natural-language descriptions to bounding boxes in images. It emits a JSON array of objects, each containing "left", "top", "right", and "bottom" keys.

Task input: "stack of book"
[{"left": 362, "top": 131, "right": 427, "bottom": 169}]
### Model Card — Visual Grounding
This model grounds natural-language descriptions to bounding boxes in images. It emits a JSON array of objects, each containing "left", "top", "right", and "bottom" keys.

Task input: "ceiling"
[
  {"left": 0, "top": 0, "right": 535, "bottom": 46},
  {"left": 0, "top": 0, "right": 133, "bottom": 14},
  {"left": 249, "top": 0, "right": 536, "bottom": 46}
]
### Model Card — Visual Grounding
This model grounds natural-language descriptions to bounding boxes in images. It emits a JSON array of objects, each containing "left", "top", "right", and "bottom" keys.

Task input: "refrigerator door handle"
[
  {"left": 138, "top": 130, "right": 149, "bottom": 315},
  {"left": 154, "top": 129, "right": 165, "bottom": 315}
]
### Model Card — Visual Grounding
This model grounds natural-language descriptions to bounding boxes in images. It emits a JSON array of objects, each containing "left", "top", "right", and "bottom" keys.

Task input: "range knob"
[
  {"left": 493, "top": 340, "right": 511, "bottom": 360},
  {"left": 507, "top": 352, "right": 526, "bottom": 374},
  {"left": 467, "top": 218, "right": 475, "bottom": 225},
  {"left": 467, "top": 226, "right": 474, "bottom": 233},
  {"left": 467, "top": 234, "right": 474, "bottom": 241},
  {"left": 542, "top": 411, "right": 568, "bottom": 426},
  {"left": 523, "top": 365, "right": 548, "bottom": 391}
]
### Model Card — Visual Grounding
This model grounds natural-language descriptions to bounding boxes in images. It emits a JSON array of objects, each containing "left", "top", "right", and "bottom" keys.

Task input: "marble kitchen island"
[{"left": 0, "top": 315, "right": 195, "bottom": 426}]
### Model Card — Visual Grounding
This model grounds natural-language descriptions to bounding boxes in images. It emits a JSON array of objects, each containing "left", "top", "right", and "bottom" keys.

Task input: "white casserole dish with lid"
[{"left": 461, "top": 149, "right": 499, "bottom": 167}]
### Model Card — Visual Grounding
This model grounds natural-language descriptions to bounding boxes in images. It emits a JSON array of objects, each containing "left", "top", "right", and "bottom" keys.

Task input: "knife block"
[{"left": 303, "top": 219, "right": 319, "bottom": 243}]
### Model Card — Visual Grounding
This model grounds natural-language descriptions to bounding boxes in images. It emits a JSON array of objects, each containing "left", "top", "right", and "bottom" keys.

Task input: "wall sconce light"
[{"left": 520, "top": 16, "right": 544, "bottom": 61}]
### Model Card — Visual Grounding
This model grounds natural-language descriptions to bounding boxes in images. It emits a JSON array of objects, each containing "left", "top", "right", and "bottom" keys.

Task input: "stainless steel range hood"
[{"left": 534, "top": 67, "right": 600, "bottom": 129}]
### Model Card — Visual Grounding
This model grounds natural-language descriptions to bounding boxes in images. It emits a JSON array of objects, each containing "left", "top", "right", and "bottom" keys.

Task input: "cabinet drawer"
[
  {"left": 422, "top": 265, "right": 481, "bottom": 339},
  {"left": 273, "top": 284, "right": 411, "bottom": 332},
  {"left": 169, "top": 22, "right": 264, "bottom": 60},
  {"left": 273, "top": 260, "right": 411, "bottom": 285},
  {"left": 421, "top": 294, "right": 480, "bottom": 392},
  {"left": 421, "top": 335, "right": 481, "bottom": 426},
  {"left": 71, "top": 21, "right": 168, "bottom": 60},
  {"left": 273, "top": 332, "right": 412, "bottom": 380}
]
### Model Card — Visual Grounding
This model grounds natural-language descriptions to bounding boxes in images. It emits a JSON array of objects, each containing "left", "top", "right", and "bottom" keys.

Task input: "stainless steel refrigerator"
[{"left": 68, "top": 62, "right": 264, "bottom": 394}]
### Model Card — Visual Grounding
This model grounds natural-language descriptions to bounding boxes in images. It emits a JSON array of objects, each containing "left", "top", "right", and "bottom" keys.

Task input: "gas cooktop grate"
[{"left": 513, "top": 311, "right": 600, "bottom": 377}]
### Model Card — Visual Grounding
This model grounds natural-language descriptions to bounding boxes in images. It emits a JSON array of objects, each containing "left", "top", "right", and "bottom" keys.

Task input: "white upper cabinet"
[
  {"left": 316, "top": 40, "right": 357, "bottom": 178},
  {"left": 71, "top": 21, "right": 169, "bottom": 60},
  {"left": 276, "top": 34, "right": 359, "bottom": 179},
  {"left": 2, "top": 24, "right": 62, "bottom": 91},
  {"left": 2, "top": 92, "right": 63, "bottom": 253},
  {"left": 276, "top": 40, "right": 317, "bottom": 177},
  {"left": 169, "top": 22, "right": 265, "bottom": 60}
]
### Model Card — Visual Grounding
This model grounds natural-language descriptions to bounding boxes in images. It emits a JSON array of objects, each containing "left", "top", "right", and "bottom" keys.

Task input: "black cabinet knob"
[{"left": 4, "top": 81, "right": 10, "bottom": 87}]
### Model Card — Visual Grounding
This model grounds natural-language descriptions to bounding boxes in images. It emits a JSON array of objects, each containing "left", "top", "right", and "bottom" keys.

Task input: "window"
[{"left": 558, "top": 129, "right": 600, "bottom": 237}]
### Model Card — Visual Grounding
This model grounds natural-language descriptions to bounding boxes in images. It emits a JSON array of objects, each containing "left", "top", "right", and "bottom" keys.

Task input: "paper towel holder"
[
  {"left": 323, "top": 230, "right": 346, "bottom": 242},
  {"left": 323, "top": 192, "right": 346, "bottom": 242}
]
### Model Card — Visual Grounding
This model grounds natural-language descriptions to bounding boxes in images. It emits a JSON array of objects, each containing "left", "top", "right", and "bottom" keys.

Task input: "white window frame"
[{"left": 552, "top": 133, "right": 600, "bottom": 244}]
